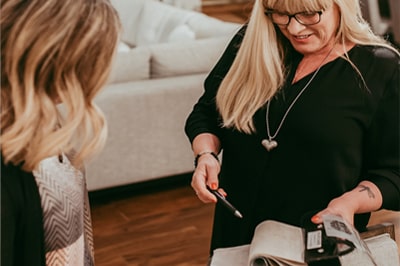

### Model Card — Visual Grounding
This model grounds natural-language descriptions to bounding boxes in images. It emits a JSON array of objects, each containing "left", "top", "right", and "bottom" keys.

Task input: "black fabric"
[
  {"left": 309, "top": 258, "right": 340, "bottom": 266},
  {"left": 1, "top": 158, "right": 46, "bottom": 266},
  {"left": 185, "top": 26, "right": 400, "bottom": 253}
]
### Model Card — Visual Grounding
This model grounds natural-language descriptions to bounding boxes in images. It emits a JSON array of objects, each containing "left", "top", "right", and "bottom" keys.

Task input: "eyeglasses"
[{"left": 265, "top": 10, "right": 323, "bottom": 26}]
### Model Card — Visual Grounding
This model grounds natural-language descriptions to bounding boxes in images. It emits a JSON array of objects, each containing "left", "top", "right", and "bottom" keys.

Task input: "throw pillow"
[
  {"left": 167, "top": 25, "right": 196, "bottom": 43},
  {"left": 135, "top": 0, "right": 195, "bottom": 46},
  {"left": 150, "top": 36, "right": 231, "bottom": 79}
]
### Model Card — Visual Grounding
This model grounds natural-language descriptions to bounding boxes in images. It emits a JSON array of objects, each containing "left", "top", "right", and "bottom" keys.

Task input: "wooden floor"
[
  {"left": 201, "top": 1, "right": 253, "bottom": 23},
  {"left": 90, "top": 177, "right": 215, "bottom": 266}
]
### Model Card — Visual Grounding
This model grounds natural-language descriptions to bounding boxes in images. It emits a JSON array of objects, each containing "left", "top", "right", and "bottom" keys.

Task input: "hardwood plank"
[
  {"left": 201, "top": 1, "right": 253, "bottom": 23},
  {"left": 91, "top": 182, "right": 215, "bottom": 266}
]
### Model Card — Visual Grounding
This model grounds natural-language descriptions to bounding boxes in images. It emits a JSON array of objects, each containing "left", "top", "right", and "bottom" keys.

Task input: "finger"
[
  {"left": 191, "top": 169, "right": 217, "bottom": 203},
  {"left": 311, "top": 210, "right": 329, "bottom": 224},
  {"left": 205, "top": 160, "right": 220, "bottom": 191},
  {"left": 311, "top": 214, "right": 323, "bottom": 224},
  {"left": 195, "top": 189, "right": 217, "bottom": 203},
  {"left": 217, "top": 188, "right": 227, "bottom": 197}
]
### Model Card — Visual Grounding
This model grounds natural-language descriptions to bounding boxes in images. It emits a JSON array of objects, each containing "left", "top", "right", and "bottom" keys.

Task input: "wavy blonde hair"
[
  {"left": 216, "top": 0, "right": 398, "bottom": 134},
  {"left": 1, "top": 0, "right": 121, "bottom": 171}
]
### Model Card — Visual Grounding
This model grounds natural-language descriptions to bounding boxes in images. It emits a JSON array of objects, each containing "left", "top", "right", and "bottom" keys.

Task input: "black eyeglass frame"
[{"left": 264, "top": 10, "right": 323, "bottom": 26}]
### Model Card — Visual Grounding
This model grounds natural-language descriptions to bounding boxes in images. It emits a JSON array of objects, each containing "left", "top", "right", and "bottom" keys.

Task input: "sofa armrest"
[
  {"left": 87, "top": 74, "right": 206, "bottom": 191},
  {"left": 107, "top": 46, "right": 151, "bottom": 84}
]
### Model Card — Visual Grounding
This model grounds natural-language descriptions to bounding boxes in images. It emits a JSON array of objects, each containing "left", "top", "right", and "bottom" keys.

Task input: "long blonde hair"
[
  {"left": 216, "top": 0, "right": 398, "bottom": 134},
  {"left": 1, "top": 0, "right": 121, "bottom": 171}
]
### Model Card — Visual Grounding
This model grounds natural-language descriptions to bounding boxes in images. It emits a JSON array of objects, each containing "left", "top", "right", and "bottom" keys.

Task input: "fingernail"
[
  {"left": 211, "top": 183, "right": 217, "bottom": 190},
  {"left": 311, "top": 215, "right": 320, "bottom": 223}
]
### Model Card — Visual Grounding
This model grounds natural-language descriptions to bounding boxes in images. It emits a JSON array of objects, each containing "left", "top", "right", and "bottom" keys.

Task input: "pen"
[{"left": 207, "top": 187, "right": 243, "bottom": 219}]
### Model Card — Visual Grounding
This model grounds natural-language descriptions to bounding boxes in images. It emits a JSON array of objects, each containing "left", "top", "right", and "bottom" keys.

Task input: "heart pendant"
[{"left": 261, "top": 139, "right": 278, "bottom": 151}]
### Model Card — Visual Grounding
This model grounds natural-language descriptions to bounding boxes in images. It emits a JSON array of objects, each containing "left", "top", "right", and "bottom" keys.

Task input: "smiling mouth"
[{"left": 294, "top": 34, "right": 312, "bottom": 39}]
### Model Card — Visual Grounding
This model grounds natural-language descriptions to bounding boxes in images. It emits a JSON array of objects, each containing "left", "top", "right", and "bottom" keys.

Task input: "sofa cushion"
[
  {"left": 110, "top": 0, "right": 145, "bottom": 47},
  {"left": 150, "top": 36, "right": 231, "bottom": 79},
  {"left": 167, "top": 24, "right": 196, "bottom": 43},
  {"left": 135, "top": 0, "right": 195, "bottom": 46},
  {"left": 186, "top": 12, "right": 240, "bottom": 39},
  {"left": 108, "top": 46, "right": 151, "bottom": 84},
  {"left": 117, "top": 42, "right": 131, "bottom": 52}
]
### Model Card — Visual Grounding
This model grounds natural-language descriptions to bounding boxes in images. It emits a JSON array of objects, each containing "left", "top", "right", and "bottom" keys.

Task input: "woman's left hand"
[
  {"left": 311, "top": 195, "right": 358, "bottom": 225},
  {"left": 311, "top": 181, "right": 383, "bottom": 225}
]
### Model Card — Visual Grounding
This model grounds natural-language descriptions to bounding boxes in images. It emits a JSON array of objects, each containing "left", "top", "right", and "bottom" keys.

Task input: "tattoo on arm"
[{"left": 358, "top": 185, "right": 375, "bottom": 199}]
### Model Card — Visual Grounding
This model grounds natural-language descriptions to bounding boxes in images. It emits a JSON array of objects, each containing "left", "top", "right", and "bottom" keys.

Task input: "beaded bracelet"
[{"left": 194, "top": 151, "right": 219, "bottom": 168}]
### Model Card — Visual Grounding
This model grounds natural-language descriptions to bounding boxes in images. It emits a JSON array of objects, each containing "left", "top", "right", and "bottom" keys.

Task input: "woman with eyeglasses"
[{"left": 185, "top": 0, "right": 399, "bottom": 263}]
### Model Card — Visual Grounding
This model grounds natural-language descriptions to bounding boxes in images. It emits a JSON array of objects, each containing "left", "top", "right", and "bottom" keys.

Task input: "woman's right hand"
[
  {"left": 191, "top": 152, "right": 221, "bottom": 203},
  {"left": 190, "top": 133, "right": 222, "bottom": 203}
]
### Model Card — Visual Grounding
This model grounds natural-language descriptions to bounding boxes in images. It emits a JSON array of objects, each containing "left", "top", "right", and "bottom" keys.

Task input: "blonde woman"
[
  {"left": 185, "top": 0, "right": 399, "bottom": 262},
  {"left": 1, "top": 0, "right": 120, "bottom": 265}
]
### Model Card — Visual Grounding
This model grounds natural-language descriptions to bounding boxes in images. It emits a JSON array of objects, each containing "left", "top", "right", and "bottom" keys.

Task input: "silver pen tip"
[{"left": 235, "top": 211, "right": 243, "bottom": 219}]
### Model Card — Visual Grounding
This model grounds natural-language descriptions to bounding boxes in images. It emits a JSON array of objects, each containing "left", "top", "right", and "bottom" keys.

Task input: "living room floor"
[{"left": 90, "top": 176, "right": 214, "bottom": 266}]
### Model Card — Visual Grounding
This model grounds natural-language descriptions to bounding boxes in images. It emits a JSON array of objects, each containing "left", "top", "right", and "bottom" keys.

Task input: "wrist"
[
  {"left": 339, "top": 191, "right": 360, "bottom": 213},
  {"left": 350, "top": 182, "right": 382, "bottom": 213},
  {"left": 194, "top": 151, "right": 219, "bottom": 168}
]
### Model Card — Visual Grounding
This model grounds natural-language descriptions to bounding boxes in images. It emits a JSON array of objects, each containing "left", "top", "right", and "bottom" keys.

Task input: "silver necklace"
[{"left": 261, "top": 47, "right": 334, "bottom": 151}]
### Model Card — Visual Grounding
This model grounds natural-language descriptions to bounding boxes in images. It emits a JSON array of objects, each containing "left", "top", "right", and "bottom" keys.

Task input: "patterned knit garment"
[{"left": 33, "top": 154, "right": 94, "bottom": 266}]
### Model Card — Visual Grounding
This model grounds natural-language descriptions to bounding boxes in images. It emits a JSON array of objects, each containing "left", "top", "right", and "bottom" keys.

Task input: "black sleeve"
[
  {"left": 364, "top": 50, "right": 400, "bottom": 210},
  {"left": 184, "top": 25, "right": 247, "bottom": 143},
  {"left": 1, "top": 159, "right": 46, "bottom": 266},
  {"left": 1, "top": 163, "right": 19, "bottom": 266}
]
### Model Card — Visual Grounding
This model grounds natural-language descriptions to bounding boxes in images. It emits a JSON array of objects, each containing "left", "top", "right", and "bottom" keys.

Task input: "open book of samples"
[{"left": 210, "top": 214, "right": 399, "bottom": 266}]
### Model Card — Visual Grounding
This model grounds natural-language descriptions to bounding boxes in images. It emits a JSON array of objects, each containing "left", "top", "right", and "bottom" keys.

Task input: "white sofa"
[{"left": 86, "top": 0, "right": 240, "bottom": 191}]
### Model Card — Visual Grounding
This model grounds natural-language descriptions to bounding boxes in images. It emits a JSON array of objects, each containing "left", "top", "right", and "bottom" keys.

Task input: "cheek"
[
  {"left": 318, "top": 24, "right": 338, "bottom": 42},
  {"left": 326, "top": 17, "right": 340, "bottom": 39},
  {"left": 316, "top": 29, "right": 328, "bottom": 42}
]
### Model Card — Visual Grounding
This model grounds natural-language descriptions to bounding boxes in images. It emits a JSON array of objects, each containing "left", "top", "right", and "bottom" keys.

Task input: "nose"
[{"left": 286, "top": 17, "right": 306, "bottom": 33}]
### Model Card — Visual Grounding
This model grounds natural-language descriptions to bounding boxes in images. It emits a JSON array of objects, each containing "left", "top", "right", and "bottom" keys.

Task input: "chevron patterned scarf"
[{"left": 33, "top": 154, "right": 94, "bottom": 266}]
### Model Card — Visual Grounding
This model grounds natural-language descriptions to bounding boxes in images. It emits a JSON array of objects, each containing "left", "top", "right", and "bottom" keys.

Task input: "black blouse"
[
  {"left": 185, "top": 27, "right": 400, "bottom": 252},
  {"left": 1, "top": 159, "right": 46, "bottom": 266}
]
